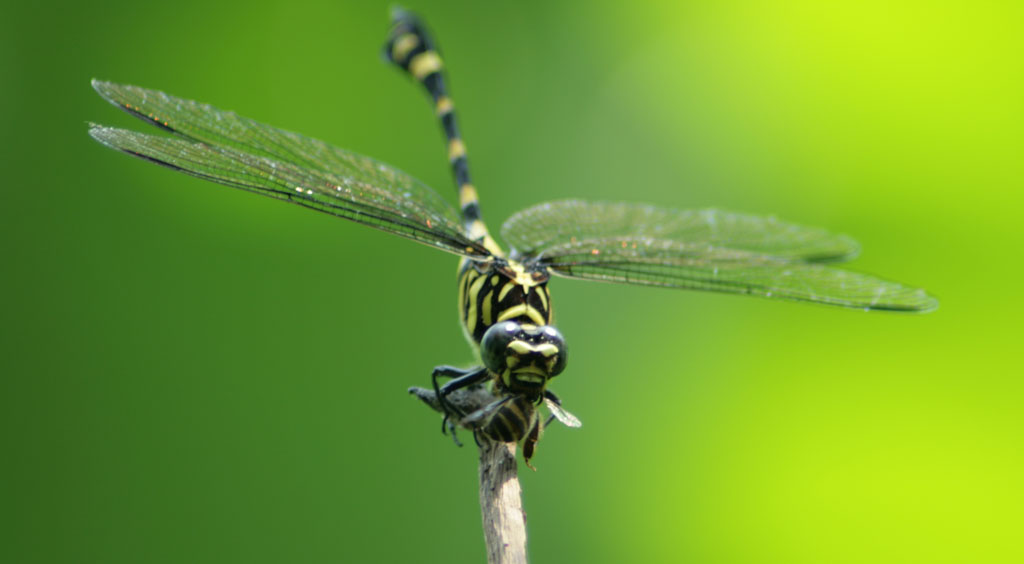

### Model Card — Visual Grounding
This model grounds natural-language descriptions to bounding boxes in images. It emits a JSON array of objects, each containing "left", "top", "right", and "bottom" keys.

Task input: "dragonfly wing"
[
  {"left": 503, "top": 199, "right": 860, "bottom": 263},
  {"left": 502, "top": 200, "right": 936, "bottom": 312},
  {"left": 90, "top": 81, "right": 488, "bottom": 258},
  {"left": 89, "top": 124, "right": 485, "bottom": 257}
]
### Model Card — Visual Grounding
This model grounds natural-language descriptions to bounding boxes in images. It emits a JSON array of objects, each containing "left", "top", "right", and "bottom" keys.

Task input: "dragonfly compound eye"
[
  {"left": 536, "top": 325, "right": 567, "bottom": 377},
  {"left": 481, "top": 321, "right": 520, "bottom": 373},
  {"left": 482, "top": 322, "right": 568, "bottom": 388}
]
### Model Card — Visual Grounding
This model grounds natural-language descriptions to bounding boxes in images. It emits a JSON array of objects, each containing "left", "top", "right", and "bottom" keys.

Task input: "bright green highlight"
[{"left": 2, "top": 1, "right": 1019, "bottom": 563}]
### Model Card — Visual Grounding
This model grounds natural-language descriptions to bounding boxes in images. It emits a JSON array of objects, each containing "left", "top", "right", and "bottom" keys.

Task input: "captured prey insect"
[{"left": 88, "top": 10, "right": 937, "bottom": 467}]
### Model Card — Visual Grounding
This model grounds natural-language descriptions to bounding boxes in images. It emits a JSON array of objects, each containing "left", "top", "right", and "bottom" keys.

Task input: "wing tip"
[
  {"left": 87, "top": 122, "right": 115, "bottom": 144},
  {"left": 866, "top": 289, "right": 939, "bottom": 314},
  {"left": 806, "top": 233, "right": 861, "bottom": 263},
  {"left": 912, "top": 293, "right": 940, "bottom": 314},
  {"left": 838, "top": 234, "right": 862, "bottom": 261},
  {"left": 91, "top": 79, "right": 132, "bottom": 115},
  {"left": 91, "top": 78, "right": 116, "bottom": 100},
  {"left": 88, "top": 124, "right": 139, "bottom": 157}
]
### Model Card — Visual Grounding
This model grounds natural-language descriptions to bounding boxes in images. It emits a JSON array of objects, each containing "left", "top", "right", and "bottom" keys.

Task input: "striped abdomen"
[
  {"left": 459, "top": 394, "right": 543, "bottom": 466},
  {"left": 479, "top": 395, "right": 538, "bottom": 441},
  {"left": 458, "top": 259, "right": 552, "bottom": 344},
  {"left": 385, "top": 10, "right": 501, "bottom": 256}
]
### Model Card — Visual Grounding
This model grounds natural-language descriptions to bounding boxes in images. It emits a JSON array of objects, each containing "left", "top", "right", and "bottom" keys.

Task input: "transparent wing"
[
  {"left": 503, "top": 199, "right": 859, "bottom": 262},
  {"left": 502, "top": 200, "right": 936, "bottom": 312},
  {"left": 90, "top": 80, "right": 488, "bottom": 258},
  {"left": 544, "top": 398, "right": 582, "bottom": 428}
]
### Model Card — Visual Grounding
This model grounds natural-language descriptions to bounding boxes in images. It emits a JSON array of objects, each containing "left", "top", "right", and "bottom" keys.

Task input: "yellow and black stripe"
[
  {"left": 384, "top": 9, "right": 501, "bottom": 256},
  {"left": 479, "top": 395, "right": 537, "bottom": 444},
  {"left": 387, "top": 12, "right": 566, "bottom": 464},
  {"left": 457, "top": 260, "right": 553, "bottom": 344},
  {"left": 474, "top": 395, "right": 543, "bottom": 467}
]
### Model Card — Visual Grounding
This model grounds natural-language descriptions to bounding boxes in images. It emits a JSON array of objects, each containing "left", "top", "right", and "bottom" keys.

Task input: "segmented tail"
[{"left": 384, "top": 9, "right": 502, "bottom": 257}]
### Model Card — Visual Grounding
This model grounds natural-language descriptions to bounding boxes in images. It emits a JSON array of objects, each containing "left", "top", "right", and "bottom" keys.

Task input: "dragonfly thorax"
[{"left": 457, "top": 257, "right": 553, "bottom": 345}]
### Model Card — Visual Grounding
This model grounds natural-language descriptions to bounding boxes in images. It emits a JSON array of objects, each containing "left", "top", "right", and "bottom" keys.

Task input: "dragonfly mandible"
[{"left": 88, "top": 9, "right": 937, "bottom": 467}]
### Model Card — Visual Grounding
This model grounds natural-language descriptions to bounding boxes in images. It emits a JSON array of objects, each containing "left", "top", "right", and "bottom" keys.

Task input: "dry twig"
[{"left": 410, "top": 386, "right": 528, "bottom": 564}]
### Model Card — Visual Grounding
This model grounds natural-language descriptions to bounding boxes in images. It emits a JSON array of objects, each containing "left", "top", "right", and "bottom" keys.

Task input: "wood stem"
[
  {"left": 409, "top": 386, "right": 529, "bottom": 563},
  {"left": 478, "top": 440, "right": 528, "bottom": 564}
]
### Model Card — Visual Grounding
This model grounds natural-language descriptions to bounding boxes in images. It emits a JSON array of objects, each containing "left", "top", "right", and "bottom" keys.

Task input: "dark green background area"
[{"left": 3, "top": 1, "right": 1021, "bottom": 562}]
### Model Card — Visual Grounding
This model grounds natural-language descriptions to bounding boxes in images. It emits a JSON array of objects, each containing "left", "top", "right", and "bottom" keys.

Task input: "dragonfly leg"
[
  {"left": 431, "top": 365, "right": 490, "bottom": 444},
  {"left": 523, "top": 417, "right": 541, "bottom": 471}
]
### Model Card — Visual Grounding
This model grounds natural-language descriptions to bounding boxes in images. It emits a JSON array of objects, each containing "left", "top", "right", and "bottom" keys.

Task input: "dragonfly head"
[{"left": 481, "top": 321, "right": 567, "bottom": 396}]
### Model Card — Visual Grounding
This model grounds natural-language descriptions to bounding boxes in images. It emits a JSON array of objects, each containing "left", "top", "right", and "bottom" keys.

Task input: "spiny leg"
[
  {"left": 431, "top": 365, "right": 490, "bottom": 445},
  {"left": 384, "top": 9, "right": 502, "bottom": 256},
  {"left": 523, "top": 416, "right": 541, "bottom": 471}
]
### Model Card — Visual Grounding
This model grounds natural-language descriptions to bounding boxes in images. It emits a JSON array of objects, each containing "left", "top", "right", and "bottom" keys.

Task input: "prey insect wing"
[{"left": 544, "top": 397, "right": 582, "bottom": 429}]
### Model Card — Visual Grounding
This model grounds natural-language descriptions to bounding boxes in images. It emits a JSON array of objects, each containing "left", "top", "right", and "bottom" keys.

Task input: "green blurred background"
[{"left": 3, "top": 0, "right": 1021, "bottom": 562}]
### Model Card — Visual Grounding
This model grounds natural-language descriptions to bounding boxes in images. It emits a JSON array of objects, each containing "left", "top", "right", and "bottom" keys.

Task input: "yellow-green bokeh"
[{"left": 2, "top": 1, "right": 1020, "bottom": 563}]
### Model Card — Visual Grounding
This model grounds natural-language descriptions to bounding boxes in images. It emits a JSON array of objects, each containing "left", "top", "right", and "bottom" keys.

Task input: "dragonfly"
[{"left": 88, "top": 10, "right": 937, "bottom": 467}]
